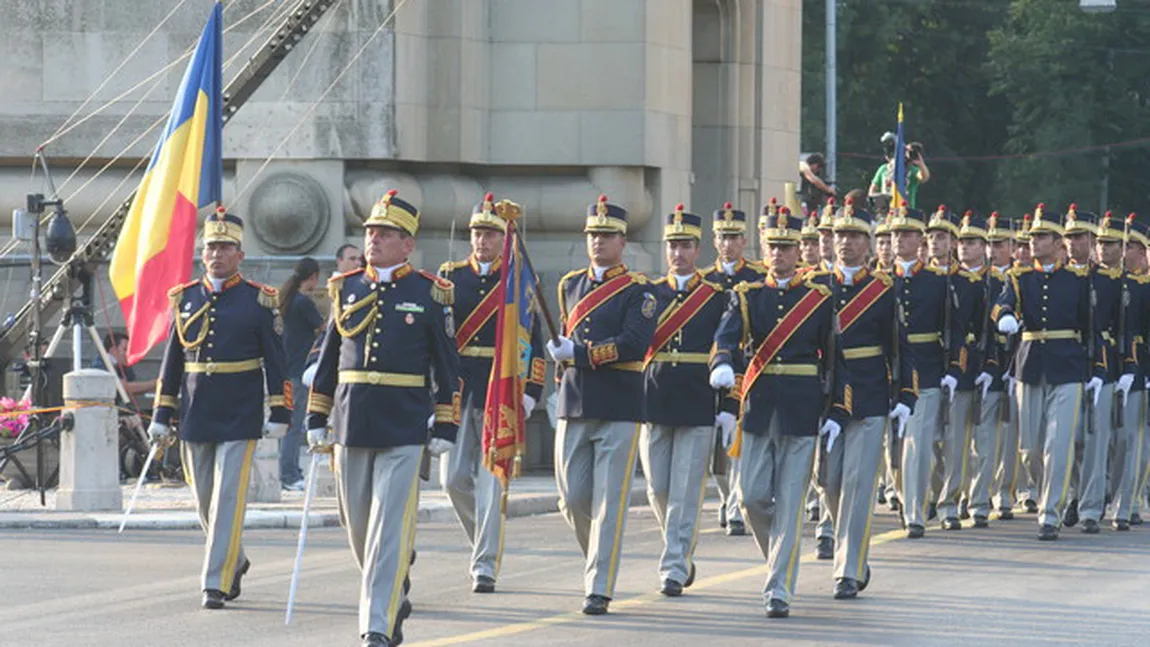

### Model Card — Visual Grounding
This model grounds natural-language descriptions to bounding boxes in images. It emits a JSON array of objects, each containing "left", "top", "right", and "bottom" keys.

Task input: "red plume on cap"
[
  {"left": 1129, "top": 212, "right": 1138, "bottom": 224},
  {"left": 990, "top": 211, "right": 999, "bottom": 219},
  {"left": 386, "top": 189, "right": 398, "bottom": 197},
  {"left": 484, "top": 192, "right": 494, "bottom": 201},
  {"left": 214, "top": 205, "right": 226, "bottom": 218},
  {"left": 1023, "top": 212, "right": 1032, "bottom": 221},
  {"left": 723, "top": 201, "right": 732, "bottom": 210},
  {"left": 1105, "top": 210, "right": 1112, "bottom": 219},
  {"left": 675, "top": 203, "right": 685, "bottom": 212},
  {"left": 1036, "top": 202, "right": 1045, "bottom": 210},
  {"left": 769, "top": 197, "right": 778, "bottom": 205},
  {"left": 937, "top": 204, "right": 947, "bottom": 212},
  {"left": 827, "top": 197, "right": 835, "bottom": 206},
  {"left": 598, "top": 194, "right": 608, "bottom": 203},
  {"left": 1069, "top": 203, "right": 1078, "bottom": 211},
  {"left": 780, "top": 206, "right": 791, "bottom": 215}
]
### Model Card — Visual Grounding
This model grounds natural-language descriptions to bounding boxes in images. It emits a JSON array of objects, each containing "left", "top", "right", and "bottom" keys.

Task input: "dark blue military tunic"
[
  {"left": 439, "top": 256, "right": 545, "bottom": 409},
  {"left": 1079, "top": 263, "right": 1127, "bottom": 383},
  {"left": 958, "top": 266, "right": 1009, "bottom": 392},
  {"left": 711, "top": 273, "right": 852, "bottom": 435},
  {"left": 306, "top": 264, "right": 461, "bottom": 449},
  {"left": 892, "top": 261, "right": 970, "bottom": 389},
  {"left": 643, "top": 272, "right": 727, "bottom": 427},
  {"left": 154, "top": 274, "right": 291, "bottom": 443},
  {"left": 703, "top": 257, "right": 767, "bottom": 291},
  {"left": 555, "top": 264, "right": 656, "bottom": 422}
]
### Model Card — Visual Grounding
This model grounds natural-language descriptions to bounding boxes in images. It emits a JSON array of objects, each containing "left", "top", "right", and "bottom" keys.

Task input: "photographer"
[
  {"left": 799, "top": 153, "right": 836, "bottom": 215},
  {"left": 868, "top": 136, "right": 931, "bottom": 209}
]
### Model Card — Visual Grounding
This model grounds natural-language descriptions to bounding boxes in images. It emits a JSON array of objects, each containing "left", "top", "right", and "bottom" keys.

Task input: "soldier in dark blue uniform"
[
  {"left": 704, "top": 201, "right": 765, "bottom": 536},
  {"left": 1113, "top": 218, "right": 1150, "bottom": 527},
  {"left": 709, "top": 204, "right": 851, "bottom": 618},
  {"left": 988, "top": 214, "right": 1022, "bottom": 519},
  {"left": 639, "top": 204, "right": 726, "bottom": 597},
  {"left": 148, "top": 207, "right": 291, "bottom": 610},
  {"left": 305, "top": 189, "right": 460, "bottom": 647},
  {"left": 545, "top": 195, "right": 656, "bottom": 616},
  {"left": 437, "top": 193, "right": 545, "bottom": 593},
  {"left": 994, "top": 204, "right": 1102, "bottom": 541}
]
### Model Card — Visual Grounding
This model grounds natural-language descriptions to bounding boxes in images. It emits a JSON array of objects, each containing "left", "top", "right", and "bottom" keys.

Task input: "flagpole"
[{"left": 515, "top": 234, "right": 562, "bottom": 343}]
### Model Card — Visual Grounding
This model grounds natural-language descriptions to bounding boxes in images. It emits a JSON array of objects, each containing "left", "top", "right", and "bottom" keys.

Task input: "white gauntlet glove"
[
  {"left": 997, "top": 315, "right": 1019, "bottom": 336},
  {"left": 819, "top": 419, "right": 842, "bottom": 452},
  {"left": 888, "top": 403, "right": 911, "bottom": 439},
  {"left": 546, "top": 336, "right": 575, "bottom": 362},
  {"left": 716, "top": 412, "right": 737, "bottom": 448},
  {"left": 147, "top": 421, "right": 171, "bottom": 444},
  {"left": 709, "top": 364, "right": 735, "bottom": 389}
]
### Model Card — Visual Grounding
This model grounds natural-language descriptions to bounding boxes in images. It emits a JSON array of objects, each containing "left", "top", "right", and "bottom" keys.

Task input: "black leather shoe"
[
  {"left": 1038, "top": 524, "right": 1059, "bottom": 541},
  {"left": 877, "top": 489, "right": 887, "bottom": 505},
  {"left": 1063, "top": 499, "right": 1079, "bottom": 528},
  {"left": 719, "top": 506, "right": 727, "bottom": 529},
  {"left": 808, "top": 505, "right": 820, "bottom": 522},
  {"left": 816, "top": 536, "right": 834, "bottom": 560},
  {"left": 927, "top": 503, "right": 938, "bottom": 521},
  {"left": 973, "top": 515, "right": 989, "bottom": 529},
  {"left": 361, "top": 632, "right": 389, "bottom": 647},
  {"left": 1081, "top": 519, "right": 1100, "bottom": 534},
  {"left": 225, "top": 559, "right": 250, "bottom": 601},
  {"left": 888, "top": 495, "right": 902, "bottom": 513},
  {"left": 906, "top": 524, "right": 925, "bottom": 539},
  {"left": 726, "top": 520, "right": 746, "bottom": 536},
  {"left": 1023, "top": 499, "right": 1038, "bottom": 514},
  {"left": 833, "top": 578, "right": 858, "bottom": 599},
  {"left": 472, "top": 575, "right": 496, "bottom": 593},
  {"left": 202, "top": 589, "right": 226, "bottom": 610},
  {"left": 389, "top": 599, "right": 411, "bottom": 646},
  {"left": 1131, "top": 512, "right": 1143, "bottom": 525},
  {"left": 582, "top": 594, "right": 610, "bottom": 615},
  {"left": 765, "top": 598, "right": 790, "bottom": 618},
  {"left": 1113, "top": 518, "right": 1130, "bottom": 531},
  {"left": 997, "top": 506, "right": 1015, "bottom": 520},
  {"left": 941, "top": 517, "right": 961, "bottom": 531},
  {"left": 660, "top": 579, "right": 683, "bottom": 597},
  {"left": 959, "top": 500, "right": 970, "bottom": 520},
  {"left": 684, "top": 562, "right": 696, "bottom": 588},
  {"left": 858, "top": 565, "right": 871, "bottom": 592}
]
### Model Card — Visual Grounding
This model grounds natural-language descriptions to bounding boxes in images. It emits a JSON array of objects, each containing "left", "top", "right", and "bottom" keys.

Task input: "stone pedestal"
[
  {"left": 248, "top": 438, "right": 282, "bottom": 503},
  {"left": 57, "top": 369, "right": 120, "bottom": 512}
]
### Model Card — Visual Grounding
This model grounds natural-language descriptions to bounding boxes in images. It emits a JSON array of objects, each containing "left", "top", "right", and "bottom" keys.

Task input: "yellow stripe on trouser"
[
  {"left": 386, "top": 456, "right": 422, "bottom": 636},
  {"left": 605, "top": 425, "right": 641, "bottom": 596},
  {"left": 221, "top": 440, "right": 257, "bottom": 591},
  {"left": 783, "top": 444, "right": 816, "bottom": 592},
  {"left": 686, "top": 440, "right": 711, "bottom": 562},
  {"left": 1055, "top": 385, "right": 1082, "bottom": 515},
  {"left": 959, "top": 396, "right": 974, "bottom": 492}
]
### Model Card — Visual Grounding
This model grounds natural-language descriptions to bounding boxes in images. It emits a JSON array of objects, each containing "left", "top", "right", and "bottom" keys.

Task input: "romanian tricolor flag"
[
  {"left": 109, "top": 2, "right": 223, "bottom": 365},
  {"left": 891, "top": 103, "right": 908, "bottom": 210},
  {"left": 482, "top": 203, "right": 539, "bottom": 487}
]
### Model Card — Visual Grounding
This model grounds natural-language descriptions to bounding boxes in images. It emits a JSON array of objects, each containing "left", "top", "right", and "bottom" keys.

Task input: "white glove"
[
  {"left": 1117, "top": 373, "right": 1135, "bottom": 399},
  {"left": 1085, "top": 377, "right": 1103, "bottom": 407},
  {"left": 546, "top": 336, "right": 575, "bottom": 362},
  {"left": 975, "top": 372, "right": 993, "bottom": 401},
  {"left": 1005, "top": 375, "right": 1016, "bottom": 397},
  {"left": 889, "top": 403, "right": 911, "bottom": 439},
  {"left": 147, "top": 421, "right": 171, "bottom": 444},
  {"left": 427, "top": 437, "right": 454, "bottom": 456},
  {"left": 427, "top": 413, "right": 436, "bottom": 430},
  {"left": 306, "top": 427, "right": 328, "bottom": 450},
  {"left": 716, "top": 412, "right": 737, "bottom": 448},
  {"left": 940, "top": 375, "right": 958, "bottom": 402},
  {"left": 522, "top": 394, "right": 537, "bottom": 413},
  {"left": 997, "top": 315, "right": 1019, "bottom": 336},
  {"left": 264, "top": 422, "right": 288, "bottom": 439},
  {"left": 820, "top": 419, "right": 842, "bottom": 453},
  {"left": 301, "top": 363, "right": 318, "bottom": 387},
  {"left": 709, "top": 364, "right": 736, "bottom": 389}
]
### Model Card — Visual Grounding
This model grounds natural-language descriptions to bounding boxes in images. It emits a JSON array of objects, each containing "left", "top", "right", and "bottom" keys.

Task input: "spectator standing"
[
  {"left": 279, "top": 257, "right": 324, "bottom": 490},
  {"left": 799, "top": 153, "right": 836, "bottom": 215}
]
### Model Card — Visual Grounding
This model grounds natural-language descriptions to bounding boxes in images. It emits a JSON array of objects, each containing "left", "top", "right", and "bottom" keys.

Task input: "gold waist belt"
[
  {"left": 762, "top": 363, "right": 819, "bottom": 377},
  {"left": 843, "top": 346, "right": 883, "bottom": 360},
  {"left": 606, "top": 361, "right": 644, "bottom": 372},
  {"left": 650, "top": 351, "right": 711, "bottom": 365},
  {"left": 907, "top": 332, "right": 940, "bottom": 344},
  {"left": 339, "top": 370, "right": 427, "bottom": 387},
  {"left": 459, "top": 346, "right": 495, "bottom": 358},
  {"left": 185, "top": 359, "right": 262, "bottom": 375},
  {"left": 1021, "top": 330, "right": 1080, "bottom": 342}
]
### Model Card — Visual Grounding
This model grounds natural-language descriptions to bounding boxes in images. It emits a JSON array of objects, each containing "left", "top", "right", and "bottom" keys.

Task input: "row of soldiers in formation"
[{"left": 144, "top": 189, "right": 1150, "bottom": 647}]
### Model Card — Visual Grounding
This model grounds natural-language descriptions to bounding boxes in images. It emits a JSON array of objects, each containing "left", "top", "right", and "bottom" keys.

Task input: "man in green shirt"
[{"left": 868, "top": 143, "right": 931, "bottom": 208}]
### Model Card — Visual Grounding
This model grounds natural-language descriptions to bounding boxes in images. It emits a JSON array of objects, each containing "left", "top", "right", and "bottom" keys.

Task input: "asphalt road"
[{"left": 3, "top": 503, "right": 1149, "bottom": 647}]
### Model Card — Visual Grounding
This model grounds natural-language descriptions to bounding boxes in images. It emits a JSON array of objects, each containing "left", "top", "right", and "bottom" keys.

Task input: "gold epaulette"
[
  {"left": 873, "top": 271, "right": 893, "bottom": 287},
  {"left": 247, "top": 281, "right": 279, "bottom": 309},
  {"left": 167, "top": 280, "right": 199, "bottom": 310},
  {"left": 438, "top": 259, "right": 468, "bottom": 276},
  {"left": 804, "top": 279, "right": 831, "bottom": 297},
  {"left": 923, "top": 265, "right": 946, "bottom": 276},
  {"left": 1008, "top": 264, "right": 1033, "bottom": 276},
  {"left": 747, "top": 260, "right": 769, "bottom": 275},
  {"left": 327, "top": 268, "right": 363, "bottom": 302},
  {"left": 1097, "top": 266, "right": 1122, "bottom": 279},
  {"left": 700, "top": 277, "right": 724, "bottom": 292},
  {"left": 628, "top": 271, "right": 649, "bottom": 284},
  {"left": 733, "top": 280, "right": 764, "bottom": 294},
  {"left": 990, "top": 267, "right": 1007, "bottom": 281},
  {"left": 1130, "top": 272, "right": 1150, "bottom": 284},
  {"left": 1066, "top": 264, "right": 1090, "bottom": 277},
  {"left": 958, "top": 269, "right": 981, "bottom": 283},
  {"left": 651, "top": 276, "right": 668, "bottom": 286},
  {"left": 419, "top": 269, "right": 455, "bottom": 305}
]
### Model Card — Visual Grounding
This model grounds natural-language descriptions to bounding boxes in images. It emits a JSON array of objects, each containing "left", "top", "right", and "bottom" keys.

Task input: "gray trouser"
[
  {"left": 280, "top": 376, "right": 306, "bottom": 484},
  {"left": 938, "top": 391, "right": 975, "bottom": 519},
  {"left": 440, "top": 406, "right": 505, "bottom": 579},
  {"left": 816, "top": 416, "right": 884, "bottom": 582},
  {"left": 714, "top": 452, "right": 744, "bottom": 524},
  {"left": 738, "top": 421, "right": 815, "bottom": 604},
  {"left": 1074, "top": 383, "right": 1114, "bottom": 522},
  {"left": 181, "top": 439, "right": 256, "bottom": 593},
  {"left": 993, "top": 389, "right": 1021, "bottom": 510},
  {"left": 640, "top": 424, "right": 711, "bottom": 585},
  {"left": 334, "top": 444, "right": 422, "bottom": 638},
  {"left": 1017, "top": 380, "right": 1081, "bottom": 528},
  {"left": 900, "top": 388, "right": 941, "bottom": 528},
  {"left": 1110, "top": 390, "right": 1146, "bottom": 521},
  {"left": 968, "top": 391, "right": 1003, "bottom": 518},
  {"left": 555, "top": 419, "right": 640, "bottom": 598}
]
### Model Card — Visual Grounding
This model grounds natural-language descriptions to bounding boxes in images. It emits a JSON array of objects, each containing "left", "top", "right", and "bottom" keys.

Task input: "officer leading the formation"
[
  {"left": 639, "top": 204, "right": 726, "bottom": 597},
  {"left": 438, "top": 193, "right": 545, "bottom": 594},
  {"left": 546, "top": 195, "right": 656, "bottom": 616},
  {"left": 148, "top": 207, "right": 291, "bottom": 610},
  {"left": 710, "top": 202, "right": 851, "bottom": 618},
  {"left": 306, "top": 189, "right": 461, "bottom": 647}
]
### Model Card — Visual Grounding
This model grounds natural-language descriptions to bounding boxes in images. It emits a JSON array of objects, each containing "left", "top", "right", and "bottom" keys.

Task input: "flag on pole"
[
  {"left": 109, "top": 2, "right": 223, "bottom": 365},
  {"left": 891, "top": 103, "right": 908, "bottom": 210},
  {"left": 482, "top": 202, "right": 538, "bottom": 487}
]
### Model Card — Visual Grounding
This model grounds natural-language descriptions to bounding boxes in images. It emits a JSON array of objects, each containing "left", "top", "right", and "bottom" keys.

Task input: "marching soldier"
[
  {"left": 1014, "top": 214, "right": 1034, "bottom": 268},
  {"left": 988, "top": 214, "right": 1021, "bottom": 520},
  {"left": 800, "top": 214, "right": 822, "bottom": 269},
  {"left": 438, "top": 194, "right": 546, "bottom": 593},
  {"left": 813, "top": 198, "right": 916, "bottom": 598},
  {"left": 306, "top": 189, "right": 461, "bottom": 647},
  {"left": 1010, "top": 213, "right": 1039, "bottom": 515},
  {"left": 816, "top": 198, "right": 837, "bottom": 271},
  {"left": 872, "top": 214, "right": 894, "bottom": 272},
  {"left": 1112, "top": 218, "right": 1150, "bottom": 528},
  {"left": 640, "top": 204, "right": 726, "bottom": 597},
  {"left": 994, "top": 204, "right": 1101, "bottom": 541},
  {"left": 148, "top": 207, "right": 291, "bottom": 609},
  {"left": 709, "top": 203, "right": 851, "bottom": 618},
  {"left": 705, "top": 201, "right": 766, "bottom": 537},
  {"left": 546, "top": 195, "right": 656, "bottom": 615}
]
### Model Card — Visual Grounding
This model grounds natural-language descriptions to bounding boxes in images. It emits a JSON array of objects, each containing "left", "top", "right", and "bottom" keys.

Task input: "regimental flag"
[
  {"left": 109, "top": 2, "right": 223, "bottom": 365},
  {"left": 482, "top": 203, "right": 539, "bottom": 487},
  {"left": 891, "top": 103, "right": 908, "bottom": 210}
]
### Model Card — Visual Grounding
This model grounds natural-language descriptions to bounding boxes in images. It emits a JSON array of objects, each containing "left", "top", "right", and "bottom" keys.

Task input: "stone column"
[{"left": 56, "top": 369, "right": 121, "bottom": 512}]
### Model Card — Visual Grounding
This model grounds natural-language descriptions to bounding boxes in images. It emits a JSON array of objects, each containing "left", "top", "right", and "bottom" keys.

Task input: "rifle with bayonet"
[
  {"left": 939, "top": 263, "right": 955, "bottom": 437},
  {"left": 1113, "top": 215, "right": 1132, "bottom": 430},
  {"left": 973, "top": 266, "right": 992, "bottom": 421},
  {"left": 1086, "top": 264, "right": 1097, "bottom": 436},
  {"left": 888, "top": 295, "right": 904, "bottom": 473},
  {"left": 817, "top": 276, "right": 840, "bottom": 483}
]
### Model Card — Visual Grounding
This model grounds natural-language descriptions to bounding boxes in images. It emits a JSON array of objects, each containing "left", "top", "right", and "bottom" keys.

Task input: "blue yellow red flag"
[{"left": 891, "top": 103, "right": 907, "bottom": 210}]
